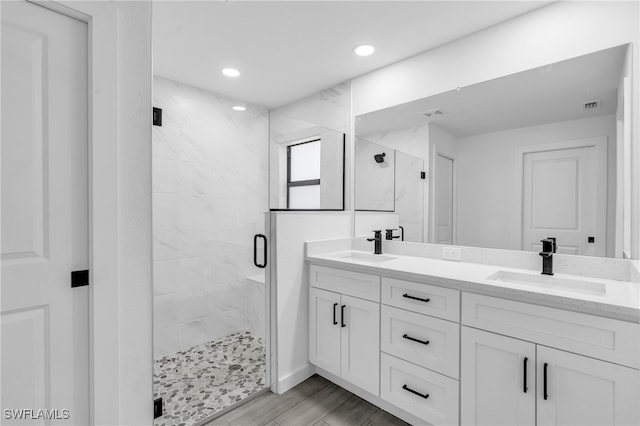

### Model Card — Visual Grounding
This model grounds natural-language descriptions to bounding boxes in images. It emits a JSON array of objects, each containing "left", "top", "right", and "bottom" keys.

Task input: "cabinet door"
[
  {"left": 309, "top": 287, "right": 341, "bottom": 377},
  {"left": 461, "top": 327, "right": 535, "bottom": 426},
  {"left": 537, "top": 346, "right": 640, "bottom": 426},
  {"left": 340, "top": 294, "right": 380, "bottom": 396}
]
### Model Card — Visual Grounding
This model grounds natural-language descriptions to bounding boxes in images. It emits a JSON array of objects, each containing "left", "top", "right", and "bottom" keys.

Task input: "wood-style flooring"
[{"left": 204, "top": 375, "right": 411, "bottom": 426}]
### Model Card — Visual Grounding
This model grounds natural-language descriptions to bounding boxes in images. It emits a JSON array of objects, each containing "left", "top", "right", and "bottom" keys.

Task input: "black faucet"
[
  {"left": 367, "top": 230, "right": 383, "bottom": 254},
  {"left": 385, "top": 229, "right": 400, "bottom": 241},
  {"left": 539, "top": 237, "right": 557, "bottom": 275}
]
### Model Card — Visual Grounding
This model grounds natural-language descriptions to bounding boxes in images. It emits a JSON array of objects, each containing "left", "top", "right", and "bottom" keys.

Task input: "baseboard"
[
  {"left": 277, "top": 363, "right": 316, "bottom": 394},
  {"left": 315, "top": 367, "right": 429, "bottom": 426}
]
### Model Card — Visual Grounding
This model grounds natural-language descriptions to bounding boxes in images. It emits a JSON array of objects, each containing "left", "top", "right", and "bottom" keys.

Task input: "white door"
[
  {"left": 461, "top": 327, "right": 535, "bottom": 426},
  {"left": 435, "top": 154, "right": 454, "bottom": 244},
  {"left": 537, "top": 346, "right": 640, "bottom": 426},
  {"left": 1, "top": 1, "right": 89, "bottom": 424},
  {"left": 340, "top": 295, "right": 380, "bottom": 396},
  {"left": 308, "top": 287, "right": 341, "bottom": 377},
  {"left": 522, "top": 139, "right": 606, "bottom": 256}
]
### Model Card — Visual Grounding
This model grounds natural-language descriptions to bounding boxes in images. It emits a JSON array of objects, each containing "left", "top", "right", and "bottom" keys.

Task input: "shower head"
[{"left": 374, "top": 153, "right": 386, "bottom": 163}]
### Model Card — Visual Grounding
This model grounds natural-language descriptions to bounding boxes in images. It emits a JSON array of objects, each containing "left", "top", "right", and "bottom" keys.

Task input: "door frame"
[
  {"left": 511, "top": 137, "right": 607, "bottom": 253},
  {"left": 430, "top": 150, "right": 457, "bottom": 245},
  {"left": 17, "top": 1, "right": 153, "bottom": 424}
]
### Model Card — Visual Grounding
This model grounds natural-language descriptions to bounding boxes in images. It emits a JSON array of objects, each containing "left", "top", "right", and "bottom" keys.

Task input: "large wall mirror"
[{"left": 355, "top": 44, "right": 634, "bottom": 258}]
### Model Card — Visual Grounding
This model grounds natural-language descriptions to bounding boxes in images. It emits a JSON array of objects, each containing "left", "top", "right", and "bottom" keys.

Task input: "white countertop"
[{"left": 306, "top": 249, "right": 640, "bottom": 323}]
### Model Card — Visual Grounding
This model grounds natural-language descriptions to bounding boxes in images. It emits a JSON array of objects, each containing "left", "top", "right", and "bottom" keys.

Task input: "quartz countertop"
[{"left": 306, "top": 249, "right": 640, "bottom": 323}]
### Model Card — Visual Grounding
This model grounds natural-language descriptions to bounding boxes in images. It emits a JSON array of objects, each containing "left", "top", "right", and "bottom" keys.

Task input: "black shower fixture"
[{"left": 374, "top": 152, "right": 386, "bottom": 163}]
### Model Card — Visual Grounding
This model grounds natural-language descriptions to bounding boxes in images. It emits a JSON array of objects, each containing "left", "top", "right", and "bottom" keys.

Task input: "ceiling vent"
[
  {"left": 583, "top": 100, "right": 601, "bottom": 110},
  {"left": 422, "top": 108, "right": 445, "bottom": 118}
]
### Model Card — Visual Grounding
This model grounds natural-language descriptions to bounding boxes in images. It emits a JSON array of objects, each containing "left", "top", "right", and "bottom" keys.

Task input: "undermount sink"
[
  {"left": 335, "top": 252, "right": 397, "bottom": 263},
  {"left": 487, "top": 270, "right": 607, "bottom": 297}
]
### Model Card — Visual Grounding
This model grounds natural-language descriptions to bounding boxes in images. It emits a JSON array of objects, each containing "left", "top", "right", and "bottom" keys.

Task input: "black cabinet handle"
[
  {"left": 402, "top": 293, "right": 430, "bottom": 303},
  {"left": 332, "top": 303, "right": 338, "bottom": 325},
  {"left": 402, "top": 384, "right": 429, "bottom": 399},
  {"left": 402, "top": 334, "right": 430, "bottom": 346},
  {"left": 399, "top": 226, "right": 405, "bottom": 241},
  {"left": 543, "top": 362, "right": 549, "bottom": 400},
  {"left": 523, "top": 357, "right": 528, "bottom": 393},
  {"left": 341, "top": 305, "right": 346, "bottom": 327},
  {"left": 253, "top": 234, "right": 267, "bottom": 268}
]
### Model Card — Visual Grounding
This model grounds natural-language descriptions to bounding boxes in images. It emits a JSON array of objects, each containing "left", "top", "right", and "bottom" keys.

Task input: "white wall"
[
  {"left": 270, "top": 212, "right": 352, "bottom": 393},
  {"left": 152, "top": 77, "right": 269, "bottom": 358},
  {"left": 455, "top": 115, "right": 616, "bottom": 254},
  {"left": 352, "top": 1, "right": 639, "bottom": 258}
]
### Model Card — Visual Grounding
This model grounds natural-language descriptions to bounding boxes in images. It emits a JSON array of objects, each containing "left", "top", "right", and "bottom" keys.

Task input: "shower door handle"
[{"left": 253, "top": 234, "right": 267, "bottom": 268}]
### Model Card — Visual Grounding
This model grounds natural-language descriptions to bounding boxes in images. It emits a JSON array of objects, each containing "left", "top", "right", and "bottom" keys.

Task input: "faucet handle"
[
  {"left": 547, "top": 237, "right": 557, "bottom": 253},
  {"left": 367, "top": 230, "right": 382, "bottom": 241},
  {"left": 385, "top": 229, "right": 400, "bottom": 240},
  {"left": 540, "top": 238, "right": 556, "bottom": 254}
]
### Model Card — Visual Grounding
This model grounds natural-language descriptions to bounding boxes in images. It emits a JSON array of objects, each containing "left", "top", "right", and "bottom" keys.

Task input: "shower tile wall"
[{"left": 152, "top": 77, "right": 268, "bottom": 359}]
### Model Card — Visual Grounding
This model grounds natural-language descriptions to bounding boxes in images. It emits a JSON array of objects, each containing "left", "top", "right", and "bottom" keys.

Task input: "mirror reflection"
[{"left": 355, "top": 44, "right": 632, "bottom": 257}]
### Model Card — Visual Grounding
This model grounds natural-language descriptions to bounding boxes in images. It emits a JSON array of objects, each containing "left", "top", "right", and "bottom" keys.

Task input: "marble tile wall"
[{"left": 152, "top": 77, "right": 268, "bottom": 359}]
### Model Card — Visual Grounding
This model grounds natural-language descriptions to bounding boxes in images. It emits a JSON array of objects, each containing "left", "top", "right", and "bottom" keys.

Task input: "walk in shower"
[{"left": 152, "top": 77, "right": 269, "bottom": 425}]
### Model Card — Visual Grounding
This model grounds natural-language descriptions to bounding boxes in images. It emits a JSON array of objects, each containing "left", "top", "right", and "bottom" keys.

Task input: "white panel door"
[
  {"left": 435, "top": 154, "right": 454, "bottom": 244},
  {"left": 340, "top": 294, "right": 380, "bottom": 396},
  {"left": 1, "top": 1, "right": 89, "bottom": 424},
  {"left": 461, "top": 327, "right": 535, "bottom": 426},
  {"left": 537, "top": 346, "right": 640, "bottom": 426},
  {"left": 522, "top": 140, "right": 606, "bottom": 256},
  {"left": 308, "top": 287, "right": 341, "bottom": 377}
]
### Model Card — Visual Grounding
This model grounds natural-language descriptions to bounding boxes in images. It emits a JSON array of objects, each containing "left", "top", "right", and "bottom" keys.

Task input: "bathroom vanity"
[{"left": 305, "top": 240, "right": 640, "bottom": 426}]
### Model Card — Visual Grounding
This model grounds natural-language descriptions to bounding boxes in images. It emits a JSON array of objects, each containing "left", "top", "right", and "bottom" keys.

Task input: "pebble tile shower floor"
[{"left": 154, "top": 332, "right": 266, "bottom": 426}]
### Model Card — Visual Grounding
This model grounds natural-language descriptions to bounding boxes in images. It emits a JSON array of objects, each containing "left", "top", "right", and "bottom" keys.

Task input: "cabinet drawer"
[
  {"left": 382, "top": 277, "right": 460, "bottom": 321},
  {"left": 462, "top": 293, "right": 640, "bottom": 369},
  {"left": 381, "top": 305, "right": 459, "bottom": 378},
  {"left": 310, "top": 265, "right": 380, "bottom": 302},
  {"left": 381, "top": 353, "right": 459, "bottom": 426}
]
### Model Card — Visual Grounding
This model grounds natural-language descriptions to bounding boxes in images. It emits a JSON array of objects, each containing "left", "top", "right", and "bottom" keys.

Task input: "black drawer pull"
[
  {"left": 523, "top": 357, "right": 528, "bottom": 393},
  {"left": 402, "top": 384, "right": 429, "bottom": 399},
  {"left": 402, "top": 334, "right": 430, "bottom": 346},
  {"left": 402, "top": 293, "right": 430, "bottom": 303},
  {"left": 543, "top": 362, "right": 549, "bottom": 400},
  {"left": 332, "top": 303, "right": 338, "bottom": 325},
  {"left": 341, "top": 305, "right": 346, "bottom": 328}
]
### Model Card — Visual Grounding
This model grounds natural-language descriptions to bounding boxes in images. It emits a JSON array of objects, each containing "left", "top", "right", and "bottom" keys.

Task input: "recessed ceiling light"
[
  {"left": 232, "top": 105, "right": 246, "bottom": 111},
  {"left": 354, "top": 45, "right": 375, "bottom": 57},
  {"left": 222, "top": 68, "right": 240, "bottom": 77}
]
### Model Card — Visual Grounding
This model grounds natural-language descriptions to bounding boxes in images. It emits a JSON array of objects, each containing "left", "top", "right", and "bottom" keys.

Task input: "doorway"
[{"left": 151, "top": 77, "right": 270, "bottom": 425}]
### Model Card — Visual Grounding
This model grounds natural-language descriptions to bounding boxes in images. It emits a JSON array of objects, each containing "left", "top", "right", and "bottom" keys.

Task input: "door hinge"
[
  {"left": 153, "top": 107, "right": 163, "bottom": 126},
  {"left": 71, "top": 270, "right": 89, "bottom": 288},
  {"left": 420, "top": 171, "right": 426, "bottom": 180},
  {"left": 154, "top": 398, "right": 163, "bottom": 419}
]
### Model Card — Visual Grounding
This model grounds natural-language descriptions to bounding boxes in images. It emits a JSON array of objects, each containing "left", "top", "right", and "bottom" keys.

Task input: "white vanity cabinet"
[
  {"left": 307, "top": 261, "right": 640, "bottom": 426},
  {"left": 461, "top": 294, "right": 640, "bottom": 426},
  {"left": 309, "top": 266, "right": 380, "bottom": 396}
]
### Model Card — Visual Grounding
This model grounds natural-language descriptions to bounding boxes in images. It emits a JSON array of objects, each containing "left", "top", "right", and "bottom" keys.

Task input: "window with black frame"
[{"left": 287, "top": 139, "right": 321, "bottom": 209}]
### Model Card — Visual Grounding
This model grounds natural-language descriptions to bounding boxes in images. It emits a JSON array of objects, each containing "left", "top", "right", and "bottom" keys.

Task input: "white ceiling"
[
  {"left": 356, "top": 44, "right": 627, "bottom": 138},
  {"left": 152, "top": 1, "right": 552, "bottom": 108}
]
